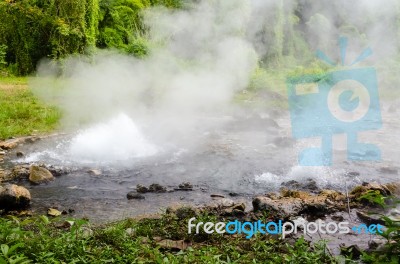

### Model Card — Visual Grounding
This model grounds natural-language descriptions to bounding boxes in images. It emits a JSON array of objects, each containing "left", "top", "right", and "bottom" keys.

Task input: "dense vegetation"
[
  {"left": 3, "top": 0, "right": 400, "bottom": 76},
  {"left": 0, "top": 0, "right": 181, "bottom": 75},
  {"left": 1, "top": 207, "right": 399, "bottom": 263},
  {"left": 0, "top": 213, "right": 339, "bottom": 264}
]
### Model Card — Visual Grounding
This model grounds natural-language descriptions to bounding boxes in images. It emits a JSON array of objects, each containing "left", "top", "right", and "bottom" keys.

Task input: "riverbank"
[
  {"left": 0, "top": 182, "right": 399, "bottom": 263},
  {"left": 0, "top": 77, "right": 60, "bottom": 140}
]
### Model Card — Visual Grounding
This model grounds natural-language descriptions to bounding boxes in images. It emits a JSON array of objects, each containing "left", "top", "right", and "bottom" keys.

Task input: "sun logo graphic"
[{"left": 287, "top": 37, "right": 382, "bottom": 166}]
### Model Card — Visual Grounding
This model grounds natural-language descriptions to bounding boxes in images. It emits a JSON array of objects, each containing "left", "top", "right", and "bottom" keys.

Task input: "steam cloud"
[{"left": 32, "top": 0, "right": 400, "bottom": 162}]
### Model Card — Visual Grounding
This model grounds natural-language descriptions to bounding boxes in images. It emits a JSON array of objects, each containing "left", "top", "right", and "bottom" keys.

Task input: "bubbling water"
[{"left": 68, "top": 113, "right": 158, "bottom": 163}]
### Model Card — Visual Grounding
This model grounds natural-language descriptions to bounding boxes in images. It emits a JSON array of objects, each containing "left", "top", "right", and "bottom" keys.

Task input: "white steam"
[
  {"left": 32, "top": 0, "right": 400, "bottom": 163},
  {"left": 33, "top": 0, "right": 259, "bottom": 162},
  {"left": 68, "top": 113, "right": 158, "bottom": 161}
]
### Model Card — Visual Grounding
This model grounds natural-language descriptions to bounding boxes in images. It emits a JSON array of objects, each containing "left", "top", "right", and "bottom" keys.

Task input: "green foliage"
[
  {"left": 362, "top": 215, "right": 400, "bottom": 263},
  {"left": 353, "top": 191, "right": 400, "bottom": 263},
  {"left": 358, "top": 190, "right": 387, "bottom": 208},
  {"left": 97, "top": 0, "right": 151, "bottom": 56},
  {"left": 0, "top": 0, "right": 183, "bottom": 74},
  {"left": 0, "top": 45, "right": 7, "bottom": 68},
  {"left": 0, "top": 214, "right": 339, "bottom": 263},
  {"left": 0, "top": 0, "right": 100, "bottom": 75}
]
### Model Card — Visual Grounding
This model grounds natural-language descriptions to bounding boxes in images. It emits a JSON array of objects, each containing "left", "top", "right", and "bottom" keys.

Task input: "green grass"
[
  {"left": 0, "top": 77, "right": 61, "bottom": 140},
  {"left": 0, "top": 213, "right": 339, "bottom": 264}
]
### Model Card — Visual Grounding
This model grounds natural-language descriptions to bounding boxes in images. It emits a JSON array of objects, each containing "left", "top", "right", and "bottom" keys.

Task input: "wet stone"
[
  {"left": 149, "top": 183, "right": 167, "bottom": 193},
  {"left": 281, "top": 178, "right": 319, "bottom": 192},
  {"left": 127, "top": 192, "right": 145, "bottom": 200},
  {"left": 88, "top": 169, "right": 102, "bottom": 176},
  {"left": 177, "top": 182, "right": 193, "bottom": 191},
  {"left": 356, "top": 211, "right": 385, "bottom": 226},
  {"left": 29, "top": 165, "right": 54, "bottom": 184},
  {"left": 136, "top": 184, "right": 149, "bottom": 193}
]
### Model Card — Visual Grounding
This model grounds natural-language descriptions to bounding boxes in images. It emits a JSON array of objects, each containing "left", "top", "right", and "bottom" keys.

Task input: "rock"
[
  {"left": 281, "top": 178, "right": 319, "bottom": 192},
  {"left": 281, "top": 180, "right": 301, "bottom": 189},
  {"left": 0, "top": 139, "right": 20, "bottom": 150},
  {"left": 331, "top": 214, "right": 344, "bottom": 222},
  {"left": 300, "top": 190, "right": 345, "bottom": 216},
  {"left": 10, "top": 165, "right": 30, "bottom": 180},
  {"left": 0, "top": 184, "right": 31, "bottom": 210},
  {"left": 215, "top": 198, "right": 235, "bottom": 208},
  {"left": 88, "top": 169, "right": 101, "bottom": 176},
  {"left": 368, "top": 239, "right": 384, "bottom": 250},
  {"left": 0, "top": 136, "right": 39, "bottom": 150},
  {"left": 253, "top": 196, "right": 303, "bottom": 218},
  {"left": 280, "top": 189, "right": 311, "bottom": 199},
  {"left": 136, "top": 184, "right": 149, "bottom": 193},
  {"left": 211, "top": 194, "right": 225, "bottom": 198},
  {"left": 0, "top": 169, "right": 12, "bottom": 182},
  {"left": 318, "top": 189, "right": 345, "bottom": 200},
  {"left": 254, "top": 189, "right": 345, "bottom": 219},
  {"left": 16, "top": 151, "right": 24, "bottom": 158},
  {"left": 356, "top": 211, "right": 385, "bottom": 226},
  {"left": 221, "top": 203, "right": 246, "bottom": 216},
  {"left": 177, "top": 182, "right": 193, "bottom": 191},
  {"left": 166, "top": 205, "right": 197, "bottom": 219},
  {"left": 340, "top": 244, "right": 362, "bottom": 260},
  {"left": 384, "top": 182, "right": 400, "bottom": 196},
  {"left": 388, "top": 207, "right": 400, "bottom": 221},
  {"left": 156, "top": 239, "right": 191, "bottom": 251},
  {"left": 47, "top": 208, "right": 62, "bottom": 217},
  {"left": 174, "top": 207, "right": 196, "bottom": 219},
  {"left": 148, "top": 183, "right": 166, "bottom": 193},
  {"left": 54, "top": 221, "right": 74, "bottom": 229},
  {"left": 350, "top": 182, "right": 392, "bottom": 200},
  {"left": 232, "top": 203, "right": 246, "bottom": 211},
  {"left": 127, "top": 192, "right": 145, "bottom": 200},
  {"left": 364, "top": 182, "right": 392, "bottom": 196},
  {"left": 228, "top": 192, "right": 239, "bottom": 197},
  {"left": 29, "top": 165, "right": 54, "bottom": 184},
  {"left": 46, "top": 165, "right": 69, "bottom": 177}
]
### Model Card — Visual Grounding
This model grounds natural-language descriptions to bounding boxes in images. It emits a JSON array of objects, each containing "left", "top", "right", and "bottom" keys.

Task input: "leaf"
[
  {"left": 9, "top": 255, "right": 31, "bottom": 264},
  {"left": 1, "top": 244, "right": 9, "bottom": 258},
  {"left": 0, "top": 256, "right": 7, "bottom": 264},
  {"left": 39, "top": 215, "right": 50, "bottom": 225}
]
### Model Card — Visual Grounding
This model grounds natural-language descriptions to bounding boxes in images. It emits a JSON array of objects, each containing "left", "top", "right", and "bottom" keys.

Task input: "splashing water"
[{"left": 68, "top": 113, "right": 158, "bottom": 163}]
